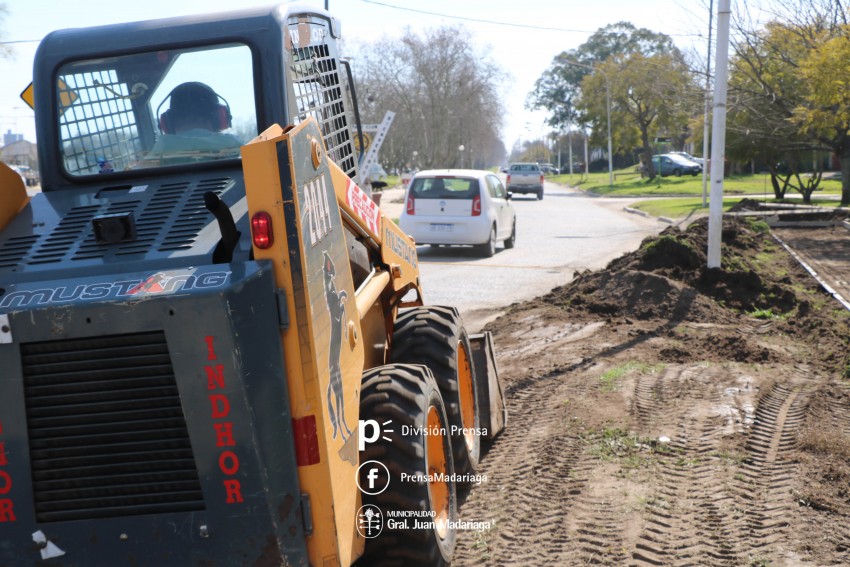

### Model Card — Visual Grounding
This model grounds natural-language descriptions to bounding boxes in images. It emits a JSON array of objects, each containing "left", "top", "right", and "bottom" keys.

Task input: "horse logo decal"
[{"left": 322, "top": 251, "right": 353, "bottom": 442}]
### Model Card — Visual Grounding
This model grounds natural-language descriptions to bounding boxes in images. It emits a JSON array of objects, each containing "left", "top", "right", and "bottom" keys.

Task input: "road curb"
[{"left": 623, "top": 206, "right": 649, "bottom": 217}]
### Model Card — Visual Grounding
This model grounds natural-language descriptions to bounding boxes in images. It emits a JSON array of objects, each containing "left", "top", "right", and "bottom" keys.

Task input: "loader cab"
[
  {"left": 55, "top": 44, "right": 256, "bottom": 176},
  {"left": 32, "top": 4, "right": 361, "bottom": 191}
]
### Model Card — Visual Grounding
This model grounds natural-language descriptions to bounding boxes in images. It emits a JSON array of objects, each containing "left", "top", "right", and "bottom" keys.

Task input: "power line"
[
  {"left": 0, "top": 39, "right": 40, "bottom": 45},
  {"left": 358, "top": 0, "right": 594, "bottom": 33},
  {"left": 358, "top": 0, "right": 701, "bottom": 37}
]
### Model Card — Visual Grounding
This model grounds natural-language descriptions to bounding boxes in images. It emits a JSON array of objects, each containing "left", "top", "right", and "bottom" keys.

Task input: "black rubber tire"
[
  {"left": 537, "top": 189, "right": 544, "bottom": 200},
  {"left": 390, "top": 306, "right": 481, "bottom": 480},
  {"left": 674, "top": 168, "right": 682, "bottom": 177},
  {"left": 358, "top": 364, "right": 457, "bottom": 567},
  {"left": 504, "top": 220, "right": 516, "bottom": 249},
  {"left": 476, "top": 226, "right": 496, "bottom": 257}
]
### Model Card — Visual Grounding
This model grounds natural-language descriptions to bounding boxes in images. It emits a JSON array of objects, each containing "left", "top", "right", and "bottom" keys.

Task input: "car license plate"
[{"left": 430, "top": 223, "right": 453, "bottom": 232}]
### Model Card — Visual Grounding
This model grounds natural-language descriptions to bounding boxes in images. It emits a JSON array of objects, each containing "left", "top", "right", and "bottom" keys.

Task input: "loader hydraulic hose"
[{"left": 204, "top": 191, "right": 240, "bottom": 263}]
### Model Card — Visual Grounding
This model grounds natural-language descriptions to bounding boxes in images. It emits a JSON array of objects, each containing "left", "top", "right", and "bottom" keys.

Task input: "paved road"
[{"left": 380, "top": 180, "right": 666, "bottom": 330}]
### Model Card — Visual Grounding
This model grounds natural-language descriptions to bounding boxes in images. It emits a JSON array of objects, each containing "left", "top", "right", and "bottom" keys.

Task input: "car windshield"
[
  {"left": 510, "top": 164, "right": 538, "bottom": 172},
  {"left": 57, "top": 43, "right": 257, "bottom": 177},
  {"left": 668, "top": 155, "right": 695, "bottom": 165},
  {"left": 410, "top": 176, "right": 479, "bottom": 199}
]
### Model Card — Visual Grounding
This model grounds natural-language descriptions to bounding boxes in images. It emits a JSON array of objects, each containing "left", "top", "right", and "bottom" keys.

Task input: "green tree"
[
  {"left": 527, "top": 22, "right": 679, "bottom": 133},
  {"left": 729, "top": 1, "right": 850, "bottom": 203},
  {"left": 725, "top": 23, "right": 819, "bottom": 200},
  {"left": 578, "top": 52, "right": 697, "bottom": 180},
  {"left": 794, "top": 33, "right": 850, "bottom": 203}
]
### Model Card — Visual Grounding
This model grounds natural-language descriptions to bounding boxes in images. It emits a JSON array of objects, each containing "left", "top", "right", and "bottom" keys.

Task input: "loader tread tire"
[
  {"left": 358, "top": 364, "right": 457, "bottom": 567},
  {"left": 391, "top": 306, "right": 481, "bottom": 481}
]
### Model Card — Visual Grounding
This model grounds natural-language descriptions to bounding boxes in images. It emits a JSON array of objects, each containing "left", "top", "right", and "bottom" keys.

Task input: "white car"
[{"left": 399, "top": 169, "right": 516, "bottom": 257}]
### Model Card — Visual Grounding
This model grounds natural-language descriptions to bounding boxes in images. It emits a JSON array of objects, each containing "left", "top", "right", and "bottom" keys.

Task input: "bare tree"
[
  {"left": 351, "top": 26, "right": 506, "bottom": 172},
  {"left": 0, "top": 4, "right": 12, "bottom": 59},
  {"left": 730, "top": 0, "right": 850, "bottom": 202}
]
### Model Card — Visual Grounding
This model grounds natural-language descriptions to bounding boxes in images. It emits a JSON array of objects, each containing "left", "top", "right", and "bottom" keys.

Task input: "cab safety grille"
[{"left": 21, "top": 331, "right": 205, "bottom": 522}]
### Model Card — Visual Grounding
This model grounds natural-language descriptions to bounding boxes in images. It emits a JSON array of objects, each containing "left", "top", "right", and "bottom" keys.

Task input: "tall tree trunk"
[
  {"left": 767, "top": 164, "right": 788, "bottom": 199},
  {"left": 841, "top": 146, "right": 850, "bottom": 206},
  {"left": 640, "top": 130, "right": 655, "bottom": 181}
]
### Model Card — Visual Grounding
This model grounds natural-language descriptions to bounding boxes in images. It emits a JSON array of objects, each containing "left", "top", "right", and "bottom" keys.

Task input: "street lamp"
[
  {"left": 458, "top": 144, "right": 465, "bottom": 168},
  {"left": 561, "top": 59, "right": 614, "bottom": 186},
  {"left": 604, "top": 78, "right": 613, "bottom": 187}
]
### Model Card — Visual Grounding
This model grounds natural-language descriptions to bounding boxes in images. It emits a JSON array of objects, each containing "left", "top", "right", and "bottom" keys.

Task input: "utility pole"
[
  {"left": 701, "top": 0, "right": 714, "bottom": 208},
  {"left": 584, "top": 130, "right": 589, "bottom": 177},
  {"left": 605, "top": 79, "right": 613, "bottom": 187},
  {"left": 560, "top": 59, "right": 614, "bottom": 186},
  {"left": 707, "top": 0, "right": 731, "bottom": 269}
]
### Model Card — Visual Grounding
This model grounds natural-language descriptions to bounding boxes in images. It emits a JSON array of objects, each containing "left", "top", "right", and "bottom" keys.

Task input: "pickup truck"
[{"left": 506, "top": 162, "right": 544, "bottom": 200}]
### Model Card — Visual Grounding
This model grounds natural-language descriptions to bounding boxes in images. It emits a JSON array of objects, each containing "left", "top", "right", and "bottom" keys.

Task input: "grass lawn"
[
  {"left": 629, "top": 195, "right": 844, "bottom": 220},
  {"left": 550, "top": 169, "right": 843, "bottom": 197}
]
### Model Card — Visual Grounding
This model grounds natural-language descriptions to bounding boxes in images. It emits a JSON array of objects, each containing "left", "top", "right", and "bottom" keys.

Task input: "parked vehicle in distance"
[
  {"left": 560, "top": 162, "right": 585, "bottom": 174},
  {"left": 651, "top": 153, "right": 702, "bottom": 177},
  {"left": 399, "top": 169, "right": 516, "bottom": 257},
  {"left": 506, "top": 162, "right": 544, "bottom": 200},
  {"left": 538, "top": 162, "right": 558, "bottom": 175},
  {"left": 669, "top": 151, "right": 704, "bottom": 166}
]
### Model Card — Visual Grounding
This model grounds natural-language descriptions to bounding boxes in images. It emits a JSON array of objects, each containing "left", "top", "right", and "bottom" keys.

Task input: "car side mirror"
[{"left": 506, "top": 192, "right": 513, "bottom": 200}]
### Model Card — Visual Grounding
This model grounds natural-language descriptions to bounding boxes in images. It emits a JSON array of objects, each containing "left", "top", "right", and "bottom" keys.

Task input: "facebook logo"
[{"left": 356, "top": 460, "right": 390, "bottom": 495}]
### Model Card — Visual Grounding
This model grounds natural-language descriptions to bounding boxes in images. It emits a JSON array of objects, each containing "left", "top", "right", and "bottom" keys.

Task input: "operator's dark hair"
[{"left": 158, "top": 81, "right": 232, "bottom": 134}]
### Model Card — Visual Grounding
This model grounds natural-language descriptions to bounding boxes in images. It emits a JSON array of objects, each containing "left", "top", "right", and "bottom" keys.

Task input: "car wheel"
[
  {"left": 537, "top": 189, "right": 544, "bottom": 200},
  {"left": 476, "top": 226, "right": 496, "bottom": 257},
  {"left": 504, "top": 220, "right": 516, "bottom": 249},
  {"left": 674, "top": 168, "right": 682, "bottom": 177}
]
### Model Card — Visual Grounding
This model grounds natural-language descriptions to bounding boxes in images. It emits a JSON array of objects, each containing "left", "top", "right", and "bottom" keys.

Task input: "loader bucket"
[
  {"left": 0, "top": 161, "right": 29, "bottom": 232},
  {"left": 469, "top": 332, "right": 506, "bottom": 439}
]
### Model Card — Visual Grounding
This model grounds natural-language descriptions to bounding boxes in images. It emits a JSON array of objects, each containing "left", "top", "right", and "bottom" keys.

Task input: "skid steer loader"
[{"left": 0, "top": 4, "right": 506, "bottom": 566}]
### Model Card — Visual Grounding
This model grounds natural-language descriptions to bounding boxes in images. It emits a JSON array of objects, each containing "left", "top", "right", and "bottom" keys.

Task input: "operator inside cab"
[{"left": 149, "top": 81, "right": 243, "bottom": 156}]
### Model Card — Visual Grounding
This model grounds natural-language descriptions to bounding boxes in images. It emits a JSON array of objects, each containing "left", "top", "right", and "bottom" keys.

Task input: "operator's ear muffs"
[{"left": 156, "top": 82, "right": 232, "bottom": 134}]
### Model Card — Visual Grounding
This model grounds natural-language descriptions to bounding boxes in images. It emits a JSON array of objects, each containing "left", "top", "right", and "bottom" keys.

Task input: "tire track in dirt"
[
  {"left": 564, "top": 460, "right": 633, "bottom": 566},
  {"left": 453, "top": 367, "right": 590, "bottom": 566},
  {"left": 789, "top": 380, "right": 850, "bottom": 562},
  {"left": 729, "top": 380, "right": 809, "bottom": 560},
  {"left": 629, "top": 365, "right": 746, "bottom": 567}
]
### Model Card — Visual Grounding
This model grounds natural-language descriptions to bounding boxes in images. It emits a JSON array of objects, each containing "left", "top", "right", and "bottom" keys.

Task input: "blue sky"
[{"left": 0, "top": 0, "right": 716, "bottom": 148}]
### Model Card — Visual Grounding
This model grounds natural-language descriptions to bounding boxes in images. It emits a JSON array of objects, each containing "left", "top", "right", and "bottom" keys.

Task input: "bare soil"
[{"left": 455, "top": 217, "right": 850, "bottom": 566}]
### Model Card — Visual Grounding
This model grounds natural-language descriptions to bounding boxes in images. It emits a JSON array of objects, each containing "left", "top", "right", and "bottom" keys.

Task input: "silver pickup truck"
[{"left": 506, "top": 162, "right": 544, "bottom": 200}]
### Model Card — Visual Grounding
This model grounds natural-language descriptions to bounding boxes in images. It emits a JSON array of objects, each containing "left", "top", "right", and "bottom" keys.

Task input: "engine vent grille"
[{"left": 21, "top": 331, "right": 205, "bottom": 522}]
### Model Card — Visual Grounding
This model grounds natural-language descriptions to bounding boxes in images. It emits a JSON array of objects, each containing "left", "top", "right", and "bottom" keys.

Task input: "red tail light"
[
  {"left": 406, "top": 194, "right": 415, "bottom": 215},
  {"left": 251, "top": 211, "right": 274, "bottom": 249},
  {"left": 540, "top": 174, "right": 545, "bottom": 184},
  {"left": 292, "top": 415, "right": 320, "bottom": 466},
  {"left": 506, "top": 174, "right": 511, "bottom": 185},
  {"left": 472, "top": 194, "right": 482, "bottom": 216}
]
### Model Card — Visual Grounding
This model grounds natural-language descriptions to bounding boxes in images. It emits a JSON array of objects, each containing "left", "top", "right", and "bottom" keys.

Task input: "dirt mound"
[
  {"left": 462, "top": 219, "right": 850, "bottom": 566},
  {"left": 558, "top": 269, "right": 716, "bottom": 322},
  {"left": 536, "top": 217, "right": 802, "bottom": 324}
]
